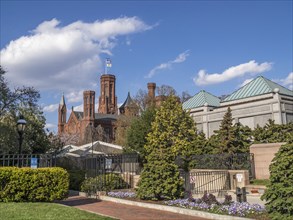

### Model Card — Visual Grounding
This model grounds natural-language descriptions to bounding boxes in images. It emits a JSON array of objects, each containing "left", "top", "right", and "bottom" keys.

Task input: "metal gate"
[
  {"left": 181, "top": 170, "right": 231, "bottom": 195},
  {"left": 82, "top": 153, "right": 140, "bottom": 193}
]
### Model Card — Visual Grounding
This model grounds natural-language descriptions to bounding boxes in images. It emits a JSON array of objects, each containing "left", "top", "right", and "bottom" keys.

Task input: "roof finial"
[{"left": 60, "top": 92, "right": 66, "bottom": 106}]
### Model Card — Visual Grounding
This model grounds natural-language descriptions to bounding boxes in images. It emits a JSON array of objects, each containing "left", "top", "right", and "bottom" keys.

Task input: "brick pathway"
[{"left": 57, "top": 196, "right": 209, "bottom": 220}]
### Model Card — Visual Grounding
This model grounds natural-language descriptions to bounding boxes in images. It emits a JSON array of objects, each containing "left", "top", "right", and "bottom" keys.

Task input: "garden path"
[{"left": 58, "top": 195, "right": 209, "bottom": 220}]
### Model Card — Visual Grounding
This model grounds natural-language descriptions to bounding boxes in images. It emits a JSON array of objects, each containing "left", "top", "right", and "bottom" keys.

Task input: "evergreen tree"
[
  {"left": 253, "top": 120, "right": 293, "bottom": 143},
  {"left": 214, "top": 107, "right": 235, "bottom": 154},
  {"left": 261, "top": 143, "right": 293, "bottom": 219},
  {"left": 232, "top": 122, "right": 252, "bottom": 153},
  {"left": 137, "top": 96, "right": 200, "bottom": 200}
]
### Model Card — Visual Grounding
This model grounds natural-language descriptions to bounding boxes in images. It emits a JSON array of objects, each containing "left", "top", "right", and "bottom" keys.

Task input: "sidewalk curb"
[{"left": 99, "top": 196, "right": 254, "bottom": 220}]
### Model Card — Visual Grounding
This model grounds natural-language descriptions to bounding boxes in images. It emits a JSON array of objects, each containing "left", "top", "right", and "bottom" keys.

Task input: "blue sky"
[{"left": 1, "top": 0, "right": 292, "bottom": 132}]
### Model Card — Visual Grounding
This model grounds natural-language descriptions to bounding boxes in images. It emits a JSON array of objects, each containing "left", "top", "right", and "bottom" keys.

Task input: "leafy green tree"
[
  {"left": 124, "top": 107, "right": 156, "bottom": 163},
  {"left": 0, "top": 66, "right": 39, "bottom": 117},
  {"left": 0, "top": 66, "right": 50, "bottom": 154},
  {"left": 137, "top": 96, "right": 200, "bottom": 200},
  {"left": 261, "top": 143, "right": 293, "bottom": 219},
  {"left": 20, "top": 106, "right": 50, "bottom": 154}
]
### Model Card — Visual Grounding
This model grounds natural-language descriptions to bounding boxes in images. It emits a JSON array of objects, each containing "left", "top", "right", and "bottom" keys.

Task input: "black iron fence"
[
  {"left": 81, "top": 153, "right": 140, "bottom": 194},
  {"left": 188, "top": 153, "right": 255, "bottom": 179},
  {"left": 0, "top": 154, "right": 55, "bottom": 168},
  {"left": 82, "top": 153, "right": 140, "bottom": 176}
]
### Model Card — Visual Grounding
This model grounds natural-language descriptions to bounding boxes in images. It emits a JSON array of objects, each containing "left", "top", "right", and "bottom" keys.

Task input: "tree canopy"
[{"left": 0, "top": 66, "right": 50, "bottom": 154}]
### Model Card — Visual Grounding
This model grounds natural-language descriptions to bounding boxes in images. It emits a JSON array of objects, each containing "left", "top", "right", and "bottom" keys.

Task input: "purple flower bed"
[
  {"left": 107, "top": 191, "right": 136, "bottom": 198},
  {"left": 108, "top": 191, "right": 266, "bottom": 218},
  {"left": 164, "top": 198, "right": 266, "bottom": 217}
]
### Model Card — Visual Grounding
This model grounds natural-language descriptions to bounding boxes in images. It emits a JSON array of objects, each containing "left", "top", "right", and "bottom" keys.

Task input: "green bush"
[
  {"left": 0, "top": 167, "right": 69, "bottom": 202},
  {"left": 261, "top": 143, "right": 293, "bottom": 219},
  {"left": 81, "top": 173, "right": 128, "bottom": 194},
  {"left": 68, "top": 169, "right": 85, "bottom": 191}
]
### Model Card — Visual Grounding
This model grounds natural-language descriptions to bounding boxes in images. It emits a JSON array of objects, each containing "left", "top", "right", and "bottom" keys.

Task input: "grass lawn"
[
  {"left": 0, "top": 202, "right": 114, "bottom": 220},
  {"left": 250, "top": 179, "right": 270, "bottom": 186}
]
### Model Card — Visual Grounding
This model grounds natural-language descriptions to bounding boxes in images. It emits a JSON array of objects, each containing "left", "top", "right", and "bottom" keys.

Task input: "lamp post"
[{"left": 17, "top": 115, "right": 27, "bottom": 155}]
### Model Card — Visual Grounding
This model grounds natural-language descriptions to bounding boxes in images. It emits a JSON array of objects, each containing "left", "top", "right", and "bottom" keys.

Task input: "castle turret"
[
  {"left": 119, "top": 92, "right": 139, "bottom": 116},
  {"left": 83, "top": 90, "right": 95, "bottom": 124},
  {"left": 58, "top": 94, "right": 67, "bottom": 134},
  {"left": 98, "top": 74, "right": 117, "bottom": 114}
]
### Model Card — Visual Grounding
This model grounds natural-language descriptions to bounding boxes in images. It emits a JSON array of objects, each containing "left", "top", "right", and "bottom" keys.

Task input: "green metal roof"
[
  {"left": 183, "top": 90, "right": 220, "bottom": 110},
  {"left": 223, "top": 76, "right": 293, "bottom": 102}
]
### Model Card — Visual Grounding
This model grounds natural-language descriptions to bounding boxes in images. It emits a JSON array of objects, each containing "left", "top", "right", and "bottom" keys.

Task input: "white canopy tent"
[{"left": 56, "top": 141, "right": 123, "bottom": 158}]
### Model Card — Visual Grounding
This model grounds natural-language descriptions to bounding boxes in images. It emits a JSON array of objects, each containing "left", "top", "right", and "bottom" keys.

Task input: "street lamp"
[{"left": 17, "top": 115, "right": 26, "bottom": 155}]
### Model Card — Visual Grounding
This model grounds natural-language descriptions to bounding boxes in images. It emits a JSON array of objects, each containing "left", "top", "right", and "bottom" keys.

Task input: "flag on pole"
[{"left": 106, "top": 58, "right": 112, "bottom": 68}]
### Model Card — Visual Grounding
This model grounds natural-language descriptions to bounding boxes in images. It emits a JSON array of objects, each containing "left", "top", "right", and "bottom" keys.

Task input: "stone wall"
[{"left": 250, "top": 143, "right": 285, "bottom": 179}]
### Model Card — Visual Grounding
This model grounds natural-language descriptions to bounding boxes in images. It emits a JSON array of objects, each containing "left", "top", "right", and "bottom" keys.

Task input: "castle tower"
[
  {"left": 147, "top": 82, "right": 156, "bottom": 99},
  {"left": 98, "top": 74, "right": 117, "bottom": 114},
  {"left": 83, "top": 90, "right": 95, "bottom": 125},
  {"left": 58, "top": 94, "right": 67, "bottom": 134},
  {"left": 147, "top": 82, "right": 156, "bottom": 107}
]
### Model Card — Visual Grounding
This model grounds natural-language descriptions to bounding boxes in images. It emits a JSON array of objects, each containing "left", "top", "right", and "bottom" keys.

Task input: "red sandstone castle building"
[
  {"left": 58, "top": 74, "right": 119, "bottom": 142},
  {"left": 58, "top": 72, "right": 147, "bottom": 143}
]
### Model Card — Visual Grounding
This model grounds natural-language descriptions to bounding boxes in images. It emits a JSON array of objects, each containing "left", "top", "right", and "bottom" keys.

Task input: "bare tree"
[
  {"left": 180, "top": 91, "right": 192, "bottom": 103},
  {"left": 156, "top": 85, "right": 177, "bottom": 96}
]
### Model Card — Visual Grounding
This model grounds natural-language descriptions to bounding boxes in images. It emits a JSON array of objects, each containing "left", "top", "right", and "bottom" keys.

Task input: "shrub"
[
  {"left": 261, "top": 143, "right": 293, "bottom": 219},
  {"left": 0, "top": 167, "right": 69, "bottom": 202},
  {"left": 81, "top": 173, "right": 128, "bottom": 195},
  {"left": 68, "top": 169, "right": 85, "bottom": 191}
]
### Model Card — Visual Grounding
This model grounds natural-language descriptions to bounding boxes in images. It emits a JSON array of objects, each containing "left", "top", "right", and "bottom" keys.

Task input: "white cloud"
[
  {"left": 43, "top": 103, "right": 59, "bottom": 112},
  {"left": 1, "top": 17, "right": 153, "bottom": 93},
  {"left": 72, "top": 104, "right": 83, "bottom": 112},
  {"left": 279, "top": 72, "right": 293, "bottom": 90},
  {"left": 45, "top": 123, "right": 56, "bottom": 129},
  {"left": 145, "top": 50, "right": 190, "bottom": 78},
  {"left": 193, "top": 60, "right": 272, "bottom": 86},
  {"left": 66, "top": 90, "right": 84, "bottom": 103},
  {"left": 238, "top": 78, "right": 254, "bottom": 88}
]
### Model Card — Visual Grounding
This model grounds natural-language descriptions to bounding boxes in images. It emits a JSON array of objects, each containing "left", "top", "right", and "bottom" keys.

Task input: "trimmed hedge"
[{"left": 0, "top": 167, "right": 69, "bottom": 202}]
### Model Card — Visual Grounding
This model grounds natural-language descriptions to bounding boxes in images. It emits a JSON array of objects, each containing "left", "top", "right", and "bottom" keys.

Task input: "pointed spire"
[{"left": 60, "top": 93, "right": 66, "bottom": 106}]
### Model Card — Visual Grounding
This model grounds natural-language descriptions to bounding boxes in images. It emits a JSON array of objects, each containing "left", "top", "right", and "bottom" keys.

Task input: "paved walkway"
[{"left": 57, "top": 196, "right": 209, "bottom": 220}]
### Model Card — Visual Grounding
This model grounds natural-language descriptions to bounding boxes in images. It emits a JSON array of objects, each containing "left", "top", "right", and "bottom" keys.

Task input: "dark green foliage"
[
  {"left": 0, "top": 167, "right": 69, "bottom": 202},
  {"left": 81, "top": 173, "right": 128, "bottom": 194},
  {"left": 223, "top": 194, "right": 233, "bottom": 205},
  {"left": 137, "top": 96, "right": 199, "bottom": 200},
  {"left": 232, "top": 122, "right": 252, "bottom": 153},
  {"left": 261, "top": 143, "right": 293, "bottom": 219},
  {"left": 125, "top": 107, "right": 156, "bottom": 163},
  {"left": 68, "top": 170, "right": 85, "bottom": 191},
  {"left": 254, "top": 120, "right": 293, "bottom": 144},
  {"left": 214, "top": 107, "right": 235, "bottom": 154},
  {"left": 136, "top": 158, "right": 184, "bottom": 200},
  {"left": 209, "top": 108, "right": 252, "bottom": 154},
  {"left": 200, "top": 191, "right": 219, "bottom": 205}
]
